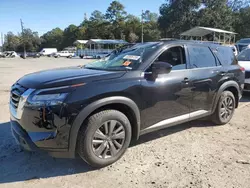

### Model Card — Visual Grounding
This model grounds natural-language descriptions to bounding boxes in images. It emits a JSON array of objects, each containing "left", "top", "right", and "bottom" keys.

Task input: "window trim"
[
  {"left": 187, "top": 45, "right": 219, "bottom": 69},
  {"left": 144, "top": 44, "right": 189, "bottom": 73}
]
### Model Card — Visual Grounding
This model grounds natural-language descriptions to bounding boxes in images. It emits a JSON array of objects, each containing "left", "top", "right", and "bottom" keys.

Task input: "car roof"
[{"left": 160, "top": 39, "right": 221, "bottom": 47}]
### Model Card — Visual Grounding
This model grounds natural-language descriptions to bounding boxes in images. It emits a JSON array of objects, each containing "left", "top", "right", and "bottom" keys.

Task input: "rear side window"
[
  {"left": 188, "top": 46, "right": 216, "bottom": 68},
  {"left": 214, "top": 46, "right": 237, "bottom": 65}
]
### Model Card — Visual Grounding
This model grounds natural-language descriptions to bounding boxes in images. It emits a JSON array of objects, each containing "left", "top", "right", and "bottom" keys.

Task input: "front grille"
[
  {"left": 245, "top": 71, "right": 250, "bottom": 79},
  {"left": 10, "top": 83, "right": 27, "bottom": 109}
]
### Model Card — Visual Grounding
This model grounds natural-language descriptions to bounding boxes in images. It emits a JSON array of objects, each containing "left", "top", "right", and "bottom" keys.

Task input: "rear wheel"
[
  {"left": 212, "top": 91, "right": 235, "bottom": 125},
  {"left": 77, "top": 110, "right": 132, "bottom": 168}
]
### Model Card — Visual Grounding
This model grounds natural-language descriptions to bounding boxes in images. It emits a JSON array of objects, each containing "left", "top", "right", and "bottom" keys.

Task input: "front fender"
[{"left": 68, "top": 96, "right": 141, "bottom": 158}]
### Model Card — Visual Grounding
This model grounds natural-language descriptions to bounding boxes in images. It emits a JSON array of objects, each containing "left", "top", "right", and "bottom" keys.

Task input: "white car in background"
[
  {"left": 54, "top": 51, "right": 75, "bottom": 58},
  {"left": 237, "top": 48, "right": 250, "bottom": 91},
  {"left": 0, "top": 51, "right": 19, "bottom": 58}
]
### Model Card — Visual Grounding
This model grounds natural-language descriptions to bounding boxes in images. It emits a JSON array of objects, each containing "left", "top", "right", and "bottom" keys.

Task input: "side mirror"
[{"left": 152, "top": 61, "right": 172, "bottom": 75}]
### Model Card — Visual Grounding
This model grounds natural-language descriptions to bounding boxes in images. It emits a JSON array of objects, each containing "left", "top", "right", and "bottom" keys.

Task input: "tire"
[
  {"left": 77, "top": 110, "right": 132, "bottom": 168},
  {"left": 212, "top": 91, "right": 235, "bottom": 125},
  {"left": 68, "top": 55, "right": 72, "bottom": 58}
]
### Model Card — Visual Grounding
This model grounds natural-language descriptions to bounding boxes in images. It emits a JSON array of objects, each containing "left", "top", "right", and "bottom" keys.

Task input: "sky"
[{"left": 0, "top": 0, "right": 165, "bottom": 37}]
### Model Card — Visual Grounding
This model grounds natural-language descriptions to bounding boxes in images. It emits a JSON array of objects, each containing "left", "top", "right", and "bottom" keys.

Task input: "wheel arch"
[
  {"left": 68, "top": 96, "right": 141, "bottom": 158},
  {"left": 212, "top": 80, "right": 241, "bottom": 113}
]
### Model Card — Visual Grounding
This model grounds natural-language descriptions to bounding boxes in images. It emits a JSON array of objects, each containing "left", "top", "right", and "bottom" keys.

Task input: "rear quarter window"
[{"left": 213, "top": 46, "right": 237, "bottom": 65}]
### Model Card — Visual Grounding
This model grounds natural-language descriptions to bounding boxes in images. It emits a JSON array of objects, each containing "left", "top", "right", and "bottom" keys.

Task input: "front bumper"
[
  {"left": 11, "top": 120, "right": 38, "bottom": 151},
  {"left": 10, "top": 119, "right": 73, "bottom": 158}
]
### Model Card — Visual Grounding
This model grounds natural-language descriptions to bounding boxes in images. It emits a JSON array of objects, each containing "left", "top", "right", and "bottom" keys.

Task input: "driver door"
[{"left": 140, "top": 45, "right": 193, "bottom": 134}]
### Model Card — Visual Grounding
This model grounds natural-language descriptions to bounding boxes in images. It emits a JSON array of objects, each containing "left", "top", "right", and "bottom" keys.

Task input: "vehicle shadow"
[
  {"left": 0, "top": 121, "right": 94, "bottom": 184},
  {"left": 240, "top": 92, "right": 250, "bottom": 103}
]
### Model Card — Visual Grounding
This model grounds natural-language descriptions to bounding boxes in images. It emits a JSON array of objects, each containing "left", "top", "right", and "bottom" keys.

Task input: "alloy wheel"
[
  {"left": 220, "top": 96, "right": 234, "bottom": 121},
  {"left": 92, "top": 120, "right": 126, "bottom": 159}
]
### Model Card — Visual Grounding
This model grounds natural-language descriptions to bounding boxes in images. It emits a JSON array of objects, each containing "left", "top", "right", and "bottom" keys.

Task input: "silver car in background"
[{"left": 237, "top": 48, "right": 250, "bottom": 91}]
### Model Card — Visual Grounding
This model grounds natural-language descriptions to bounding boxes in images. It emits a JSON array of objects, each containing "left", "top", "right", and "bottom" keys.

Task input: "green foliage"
[
  {"left": 159, "top": 0, "right": 250, "bottom": 39},
  {"left": 234, "top": 6, "right": 250, "bottom": 39},
  {"left": 41, "top": 28, "right": 63, "bottom": 50},
  {"left": 3, "top": 32, "right": 21, "bottom": 51},
  {"left": 3, "top": 29, "right": 42, "bottom": 52}
]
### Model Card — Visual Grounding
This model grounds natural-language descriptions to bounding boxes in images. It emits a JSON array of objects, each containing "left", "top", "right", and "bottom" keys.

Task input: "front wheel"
[
  {"left": 212, "top": 91, "right": 235, "bottom": 125},
  {"left": 77, "top": 110, "right": 132, "bottom": 168}
]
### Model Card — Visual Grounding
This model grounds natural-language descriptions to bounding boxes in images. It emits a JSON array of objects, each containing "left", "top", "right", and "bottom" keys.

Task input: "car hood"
[
  {"left": 17, "top": 66, "right": 126, "bottom": 89},
  {"left": 238, "top": 61, "right": 250, "bottom": 71}
]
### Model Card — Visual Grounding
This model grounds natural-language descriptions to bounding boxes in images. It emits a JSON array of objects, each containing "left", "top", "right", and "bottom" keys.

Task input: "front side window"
[
  {"left": 188, "top": 46, "right": 216, "bottom": 68},
  {"left": 154, "top": 46, "right": 187, "bottom": 71}
]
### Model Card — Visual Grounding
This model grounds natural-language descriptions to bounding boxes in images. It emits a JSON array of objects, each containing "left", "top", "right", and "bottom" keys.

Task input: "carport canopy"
[
  {"left": 86, "top": 39, "right": 128, "bottom": 45},
  {"left": 180, "top": 26, "right": 237, "bottom": 44}
]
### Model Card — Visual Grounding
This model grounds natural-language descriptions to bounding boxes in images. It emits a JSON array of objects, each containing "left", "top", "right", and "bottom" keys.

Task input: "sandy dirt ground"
[{"left": 0, "top": 58, "right": 250, "bottom": 188}]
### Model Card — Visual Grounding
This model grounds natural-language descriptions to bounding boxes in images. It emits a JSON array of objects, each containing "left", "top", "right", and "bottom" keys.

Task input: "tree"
[
  {"left": 62, "top": 24, "right": 78, "bottom": 48},
  {"left": 105, "top": 1, "right": 127, "bottom": 23},
  {"left": 106, "top": 1, "right": 127, "bottom": 39},
  {"left": 3, "top": 29, "right": 41, "bottom": 52},
  {"left": 196, "top": 0, "right": 234, "bottom": 31},
  {"left": 158, "top": 0, "right": 202, "bottom": 37},
  {"left": 21, "top": 29, "right": 42, "bottom": 52},
  {"left": 234, "top": 6, "right": 250, "bottom": 39},
  {"left": 41, "top": 28, "right": 64, "bottom": 49},
  {"left": 90, "top": 10, "right": 105, "bottom": 22},
  {"left": 3, "top": 32, "right": 21, "bottom": 51}
]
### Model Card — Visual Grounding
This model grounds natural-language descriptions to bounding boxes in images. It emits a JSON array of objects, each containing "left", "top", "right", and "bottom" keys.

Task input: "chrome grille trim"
[{"left": 9, "top": 84, "right": 35, "bottom": 119}]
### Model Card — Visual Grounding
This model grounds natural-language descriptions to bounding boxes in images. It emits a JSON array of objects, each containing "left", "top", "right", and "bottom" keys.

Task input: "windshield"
[
  {"left": 85, "top": 43, "right": 159, "bottom": 71},
  {"left": 237, "top": 48, "right": 250, "bottom": 61}
]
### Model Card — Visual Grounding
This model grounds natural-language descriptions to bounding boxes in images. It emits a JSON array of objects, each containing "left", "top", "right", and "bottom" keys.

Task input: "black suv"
[{"left": 10, "top": 41, "right": 244, "bottom": 167}]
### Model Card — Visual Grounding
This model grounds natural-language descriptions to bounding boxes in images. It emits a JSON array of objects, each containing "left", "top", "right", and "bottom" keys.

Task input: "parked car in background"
[
  {"left": 236, "top": 38, "right": 250, "bottom": 52},
  {"left": 0, "top": 51, "right": 19, "bottom": 58},
  {"left": 237, "top": 48, "right": 250, "bottom": 91},
  {"left": 54, "top": 51, "right": 75, "bottom": 58},
  {"left": 10, "top": 40, "right": 244, "bottom": 168},
  {"left": 39, "top": 48, "right": 57, "bottom": 56}
]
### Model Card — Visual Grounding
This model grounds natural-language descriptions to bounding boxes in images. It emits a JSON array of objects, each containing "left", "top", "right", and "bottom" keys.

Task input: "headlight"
[{"left": 32, "top": 93, "right": 68, "bottom": 101}]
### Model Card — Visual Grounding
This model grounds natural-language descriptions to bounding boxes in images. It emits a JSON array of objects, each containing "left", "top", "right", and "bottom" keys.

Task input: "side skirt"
[{"left": 140, "top": 110, "right": 210, "bottom": 135}]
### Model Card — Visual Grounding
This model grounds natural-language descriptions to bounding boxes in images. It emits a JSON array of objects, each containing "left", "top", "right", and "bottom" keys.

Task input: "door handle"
[
  {"left": 182, "top": 77, "right": 189, "bottom": 84},
  {"left": 219, "top": 72, "right": 226, "bottom": 76}
]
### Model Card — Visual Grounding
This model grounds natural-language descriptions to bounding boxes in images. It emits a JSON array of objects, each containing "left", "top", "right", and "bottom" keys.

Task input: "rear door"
[{"left": 186, "top": 45, "right": 226, "bottom": 113}]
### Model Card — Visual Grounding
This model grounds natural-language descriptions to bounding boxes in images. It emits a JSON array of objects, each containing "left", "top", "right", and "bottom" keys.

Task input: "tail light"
[{"left": 240, "top": 66, "right": 245, "bottom": 72}]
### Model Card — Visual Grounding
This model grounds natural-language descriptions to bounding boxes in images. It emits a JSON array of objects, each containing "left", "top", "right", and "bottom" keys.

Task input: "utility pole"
[
  {"left": 1, "top": 32, "right": 3, "bottom": 52},
  {"left": 141, "top": 10, "right": 144, "bottom": 43},
  {"left": 20, "top": 19, "right": 26, "bottom": 58}
]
